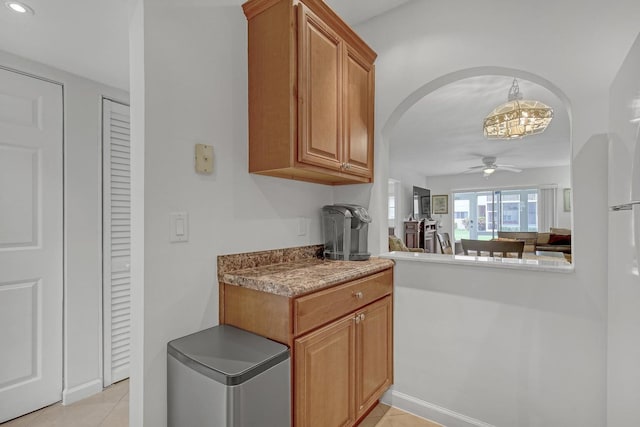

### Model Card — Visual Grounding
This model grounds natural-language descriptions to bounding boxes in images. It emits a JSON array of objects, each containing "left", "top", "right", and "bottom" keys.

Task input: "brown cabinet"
[
  {"left": 404, "top": 220, "right": 420, "bottom": 249},
  {"left": 220, "top": 268, "right": 393, "bottom": 427},
  {"left": 355, "top": 297, "right": 393, "bottom": 418},
  {"left": 404, "top": 219, "right": 437, "bottom": 252},
  {"left": 295, "top": 314, "right": 356, "bottom": 427},
  {"left": 296, "top": 296, "right": 392, "bottom": 427},
  {"left": 243, "top": 0, "right": 376, "bottom": 185}
]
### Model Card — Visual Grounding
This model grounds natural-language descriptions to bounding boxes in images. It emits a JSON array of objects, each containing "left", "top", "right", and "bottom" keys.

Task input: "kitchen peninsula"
[{"left": 218, "top": 245, "right": 394, "bottom": 427}]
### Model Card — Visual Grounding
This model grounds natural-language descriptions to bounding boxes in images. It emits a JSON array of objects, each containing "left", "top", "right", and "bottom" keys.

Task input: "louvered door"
[{"left": 102, "top": 99, "right": 131, "bottom": 387}]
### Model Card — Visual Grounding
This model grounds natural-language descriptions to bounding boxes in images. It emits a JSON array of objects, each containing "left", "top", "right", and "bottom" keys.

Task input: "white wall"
[
  {"left": 607, "top": 33, "right": 640, "bottom": 427},
  {"left": 336, "top": 1, "right": 624, "bottom": 424},
  {"left": 129, "top": 2, "right": 334, "bottom": 425},
  {"left": 385, "top": 138, "right": 607, "bottom": 427},
  {"left": 0, "top": 51, "right": 129, "bottom": 403},
  {"left": 423, "top": 166, "right": 571, "bottom": 237}
]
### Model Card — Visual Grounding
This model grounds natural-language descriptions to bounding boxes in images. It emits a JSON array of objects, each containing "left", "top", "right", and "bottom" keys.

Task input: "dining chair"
[
  {"left": 461, "top": 239, "right": 524, "bottom": 258},
  {"left": 437, "top": 232, "right": 453, "bottom": 254}
]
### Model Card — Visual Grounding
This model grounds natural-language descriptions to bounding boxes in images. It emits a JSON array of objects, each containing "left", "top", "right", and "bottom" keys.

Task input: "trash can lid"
[{"left": 167, "top": 325, "right": 289, "bottom": 386}]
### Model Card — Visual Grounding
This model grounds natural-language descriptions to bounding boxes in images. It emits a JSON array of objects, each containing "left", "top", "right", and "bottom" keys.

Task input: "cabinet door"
[
  {"left": 297, "top": 3, "right": 343, "bottom": 171},
  {"left": 343, "top": 46, "right": 374, "bottom": 178},
  {"left": 356, "top": 296, "right": 393, "bottom": 418},
  {"left": 405, "top": 232, "right": 416, "bottom": 249},
  {"left": 295, "top": 314, "right": 356, "bottom": 427}
]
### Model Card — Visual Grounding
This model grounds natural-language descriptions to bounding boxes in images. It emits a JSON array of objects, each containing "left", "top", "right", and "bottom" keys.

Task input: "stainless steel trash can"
[{"left": 167, "top": 325, "right": 290, "bottom": 427}]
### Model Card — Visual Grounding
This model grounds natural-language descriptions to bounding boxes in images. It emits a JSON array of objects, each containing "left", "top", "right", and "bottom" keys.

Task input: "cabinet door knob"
[
  {"left": 360, "top": 313, "right": 366, "bottom": 321},
  {"left": 354, "top": 291, "right": 363, "bottom": 299}
]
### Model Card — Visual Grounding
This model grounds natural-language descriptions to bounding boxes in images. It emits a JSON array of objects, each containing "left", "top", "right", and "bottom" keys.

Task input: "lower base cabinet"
[
  {"left": 220, "top": 268, "right": 393, "bottom": 427},
  {"left": 356, "top": 297, "right": 393, "bottom": 418},
  {"left": 295, "top": 315, "right": 356, "bottom": 427},
  {"left": 295, "top": 297, "right": 392, "bottom": 427}
]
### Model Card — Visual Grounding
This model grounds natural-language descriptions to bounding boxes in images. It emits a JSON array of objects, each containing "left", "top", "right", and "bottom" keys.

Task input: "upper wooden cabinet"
[{"left": 243, "top": 0, "right": 376, "bottom": 185}]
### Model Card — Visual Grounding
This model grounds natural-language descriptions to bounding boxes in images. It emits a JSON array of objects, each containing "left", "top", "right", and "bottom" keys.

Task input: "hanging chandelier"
[{"left": 483, "top": 78, "right": 553, "bottom": 139}]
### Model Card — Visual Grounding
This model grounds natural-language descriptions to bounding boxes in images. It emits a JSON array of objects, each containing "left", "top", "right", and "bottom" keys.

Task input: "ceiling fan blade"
[
  {"left": 463, "top": 169, "right": 481, "bottom": 174},
  {"left": 499, "top": 166, "right": 523, "bottom": 173},
  {"left": 496, "top": 163, "right": 517, "bottom": 168},
  {"left": 467, "top": 165, "right": 485, "bottom": 170}
]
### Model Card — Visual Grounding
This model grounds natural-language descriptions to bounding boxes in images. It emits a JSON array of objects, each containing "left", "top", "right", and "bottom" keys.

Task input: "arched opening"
[{"left": 382, "top": 66, "right": 574, "bottom": 266}]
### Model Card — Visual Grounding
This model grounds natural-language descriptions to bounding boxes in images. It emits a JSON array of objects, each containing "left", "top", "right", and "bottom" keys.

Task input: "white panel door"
[
  {"left": 102, "top": 99, "right": 131, "bottom": 387},
  {"left": 0, "top": 68, "right": 63, "bottom": 422}
]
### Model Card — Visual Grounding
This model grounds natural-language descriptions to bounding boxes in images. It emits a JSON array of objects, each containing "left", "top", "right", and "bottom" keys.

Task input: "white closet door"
[{"left": 103, "top": 99, "right": 131, "bottom": 387}]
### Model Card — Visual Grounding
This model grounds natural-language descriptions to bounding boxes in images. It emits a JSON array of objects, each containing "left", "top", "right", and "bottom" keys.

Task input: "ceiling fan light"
[
  {"left": 483, "top": 79, "right": 553, "bottom": 140},
  {"left": 5, "top": 1, "right": 34, "bottom": 14},
  {"left": 483, "top": 166, "right": 496, "bottom": 174}
]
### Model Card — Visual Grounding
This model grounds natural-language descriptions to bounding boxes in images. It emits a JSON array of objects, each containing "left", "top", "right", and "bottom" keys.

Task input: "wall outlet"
[{"left": 296, "top": 217, "right": 307, "bottom": 236}]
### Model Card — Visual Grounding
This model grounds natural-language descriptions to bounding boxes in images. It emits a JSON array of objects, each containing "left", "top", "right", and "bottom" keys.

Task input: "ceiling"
[
  {"left": 0, "top": 0, "right": 411, "bottom": 91},
  {"left": 390, "top": 75, "right": 571, "bottom": 177},
  {"left": 324, "top": 0, "right": 412, "bottom": 26},
  {"left": 0, "top": 0, "right": 130, "bottom": 90}
]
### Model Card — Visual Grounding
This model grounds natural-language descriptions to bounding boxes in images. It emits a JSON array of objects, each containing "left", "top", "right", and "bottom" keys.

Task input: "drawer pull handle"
[{"left": 354, "top": 291, "right": 363, "bottom": 299}]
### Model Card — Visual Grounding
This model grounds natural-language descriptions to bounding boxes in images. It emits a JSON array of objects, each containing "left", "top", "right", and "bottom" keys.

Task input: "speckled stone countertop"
[{"left": 218, "top": 245, "right": 394, "bottom": 298}]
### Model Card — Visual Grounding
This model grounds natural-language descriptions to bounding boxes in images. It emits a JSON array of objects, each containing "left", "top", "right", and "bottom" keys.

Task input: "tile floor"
[
  {"left": 2, "top": 380, "right": 441, "bottom": 427},
  {"left": 1, "top": 379, "right": 129, "bottom": 427}
]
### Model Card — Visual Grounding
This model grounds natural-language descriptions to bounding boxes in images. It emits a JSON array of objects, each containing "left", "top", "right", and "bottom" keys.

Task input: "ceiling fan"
[{"left": 464, "top": 156, "right": 522, "bottom": 177}]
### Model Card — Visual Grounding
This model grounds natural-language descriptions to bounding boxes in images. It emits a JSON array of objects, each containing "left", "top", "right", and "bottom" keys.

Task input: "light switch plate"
[
  {"left": 170, "top": 212, "right": 189, "bottom": 242},
  {"left": 195, "top": 144, "right": 213, "bottom": 174}
]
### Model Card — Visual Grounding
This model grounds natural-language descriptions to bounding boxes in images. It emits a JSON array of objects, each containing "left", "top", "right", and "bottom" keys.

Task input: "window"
[
  {"left": 388, "top": 195, "right": 396, "bottom": 227},
  {"left": 388, "top": 179, "right": 401, "bottom": 232},
  {"left": 453, "top": 188, "right": 539, "bottom": 241}
]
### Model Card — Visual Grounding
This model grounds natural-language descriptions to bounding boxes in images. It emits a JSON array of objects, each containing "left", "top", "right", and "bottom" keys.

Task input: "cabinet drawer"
[{"left": 294, "top": 268, "right": 392, "bottom": 336}]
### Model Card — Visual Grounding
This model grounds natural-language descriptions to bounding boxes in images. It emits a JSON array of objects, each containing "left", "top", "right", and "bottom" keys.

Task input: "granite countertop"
[{"left": 222, "top": 257, "right": 394, "bottom": 297}]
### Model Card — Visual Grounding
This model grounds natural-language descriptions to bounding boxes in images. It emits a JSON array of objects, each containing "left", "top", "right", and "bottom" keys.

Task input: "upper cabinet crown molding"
[{"left": 242, "top": 0, "right": 377, "bottom": 185}]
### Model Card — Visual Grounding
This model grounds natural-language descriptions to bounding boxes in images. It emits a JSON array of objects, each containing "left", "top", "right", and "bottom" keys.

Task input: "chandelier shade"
[{"left": 483, "top": 79, "right": 554, "bottom": 139}]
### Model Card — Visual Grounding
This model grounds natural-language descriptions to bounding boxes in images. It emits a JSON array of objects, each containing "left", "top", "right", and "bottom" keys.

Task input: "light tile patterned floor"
[
  {"left": 1, "top": 379, "right": 129, "bottom": 427},
  {"left": 2, "top": 380, "right": 441, "bottom": 427}
]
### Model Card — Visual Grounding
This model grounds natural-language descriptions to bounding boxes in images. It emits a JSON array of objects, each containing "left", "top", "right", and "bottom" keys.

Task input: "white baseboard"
[
  {"left": 381, "top": 389, "right": 495, "bottom": 427},
  {"left": 62, "top": 379, "right": 103, "bottom": 405}
]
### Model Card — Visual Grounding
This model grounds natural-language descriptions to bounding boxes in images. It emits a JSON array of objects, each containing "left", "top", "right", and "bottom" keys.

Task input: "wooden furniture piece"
[
  {"left": 461, "top": 239, "right": 525, "bottom": 258},
  {"left": 404, "top": 220, "right": 421, "bottom": 249},
  {"left": 242, "top": 0, "right": 376, "bottom": 185},
  {"left": 437, "top": 232, "right": 453, "bottom": 255},
  {"left": 220, "top": 268, "right": 394, "bottom": 427},
  {"left": 404, "top": 219, "right": 437, "bottom": 252},
  {"left": 423, "top": 220, "right": 437, "bottom": 253}
]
